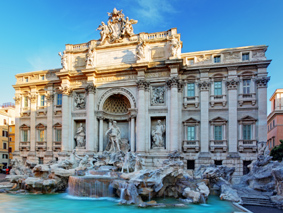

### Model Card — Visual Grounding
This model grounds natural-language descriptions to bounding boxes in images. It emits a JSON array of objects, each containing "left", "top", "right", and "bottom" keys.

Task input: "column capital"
[
  {"left": 198, "top": 81, "right": 210, "bottom": 91},
  {"left": 46, "top": 92, "right": 54, "bottom": 102},
  {"left": 59, "top": 86, "right": 73, "bottom": 96},
  {"left": 226, "top": 78, "right": 239, "bottom": 90},
  {"left": 128, "top": 108, "right": 138, "bottom": 118},
  {"left": 136, "top": 79, "right": 150, "bottom": 90},
  {"left": 256, "top": 76, "right": 270, "bottom": 88},
  {"left": 166, "top": 77, "right": 183, "bottom": 91},
  {"left": 30, "top": 94, "right": 37, "bottom": 103},
  {"left": 85, "top": 83, "right": 96, "bottom": 94},
  {"left": 14, "top": 95, "right": 21, "bottom": 105}
]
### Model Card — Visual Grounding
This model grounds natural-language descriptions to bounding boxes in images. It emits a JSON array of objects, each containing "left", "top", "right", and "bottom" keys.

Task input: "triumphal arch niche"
[{"left": 97, "top": 88, "right": 137, "bottom": 153}]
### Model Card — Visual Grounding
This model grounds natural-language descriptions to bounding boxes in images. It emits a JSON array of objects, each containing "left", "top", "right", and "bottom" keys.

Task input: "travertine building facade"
[{"left": 13, "top": 9, "right": 270, "bottom": 178}]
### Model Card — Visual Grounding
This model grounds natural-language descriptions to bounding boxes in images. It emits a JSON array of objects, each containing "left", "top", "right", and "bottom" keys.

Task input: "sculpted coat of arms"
[{"left": 97, "top": 8, "right": 138, "bottom": 45}]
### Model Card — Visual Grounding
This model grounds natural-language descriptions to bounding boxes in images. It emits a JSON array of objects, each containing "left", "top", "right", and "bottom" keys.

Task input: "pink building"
[{"left": 267, "top": 89, "right": 283, "bottom": 149}]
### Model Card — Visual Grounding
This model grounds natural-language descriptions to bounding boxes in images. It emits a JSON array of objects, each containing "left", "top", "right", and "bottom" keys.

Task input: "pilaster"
[{"left": 46, "top": 90, "right": 54, "bottom": 152}]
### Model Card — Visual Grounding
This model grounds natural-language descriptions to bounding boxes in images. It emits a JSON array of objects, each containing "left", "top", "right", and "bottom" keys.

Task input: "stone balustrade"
[
  {"left": 183, "top": 96, "right": 199, "bottom": 108},
  {"left": 210, "top": 94, "right": 227, "bottom": 107},
  {"left": 238, "top": 93, "right": 256, "bottom": 106},
  {"left": 238, "top": 140, "right": 257, "bottom": 152},
  {"left": 183, "top": 140, "right": 200, "bottom": 153},
  {"left": 209, "top": 140, "right": 228, "bottom": 152},
  {"left": 36, "top": 141, "right": 47, "bottom": 151},
  {"left": 19, "top": 142, "right": 30, "bottom": 151}
]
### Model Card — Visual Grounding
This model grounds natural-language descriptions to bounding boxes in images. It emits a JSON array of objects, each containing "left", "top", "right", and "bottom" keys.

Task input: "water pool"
[{"left": 0, "top": 193, "right": 242, "bottom": 213}]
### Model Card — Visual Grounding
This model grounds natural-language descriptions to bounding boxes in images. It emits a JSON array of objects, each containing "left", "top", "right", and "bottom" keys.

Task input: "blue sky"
[{"left": 0, "top": 0, "right": 282, "bottom": 114}]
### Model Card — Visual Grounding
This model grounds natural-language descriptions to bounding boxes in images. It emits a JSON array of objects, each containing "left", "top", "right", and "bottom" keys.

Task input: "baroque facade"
[{"left": 13, "top": 9, "right": 271, "bottom": 179}]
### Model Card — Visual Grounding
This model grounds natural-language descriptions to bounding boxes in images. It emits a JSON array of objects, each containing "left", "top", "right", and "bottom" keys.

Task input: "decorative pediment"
[
  {"left": 53, "top": 122, "right": 62, "bottom": 129},
  {"left": 35, "top": 123, "right": 46, "bottom": 130},
  {"left": 239, "top": 115, "right": 257, "bottom": 122},
  {"left": 210, "top": 117, "right": 227, "bottom": 124},
  {"left": 19, "top": 124, "right": 30, "bottom": 130},
  {"left": 183, "top": 117, "right": 200, "bottom": 125}
]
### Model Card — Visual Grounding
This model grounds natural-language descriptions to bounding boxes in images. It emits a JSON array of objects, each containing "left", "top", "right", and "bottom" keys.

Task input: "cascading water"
[{"left": 68, "top": 175, "right": 116, "bottom": 198}]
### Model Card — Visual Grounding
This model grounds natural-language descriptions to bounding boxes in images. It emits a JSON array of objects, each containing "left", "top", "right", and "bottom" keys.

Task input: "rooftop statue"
[
  {"left": 58, "top": 51, "right": 68, "bottom": 70},
  {"left": 97, "top": 8, "right": 138, "bottom": 45}
]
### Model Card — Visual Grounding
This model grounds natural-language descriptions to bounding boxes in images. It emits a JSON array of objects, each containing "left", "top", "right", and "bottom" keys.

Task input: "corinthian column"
[
  {"left": 46, "top": 91, "right": 54, "bottom": 152},
  {"left": 60, "top": 86, "right": 72, "bottom": 152},
  {"left": 136, "top": 79, "right": 149, "bottom": 153},
  {"left": 166, "top": 77, "right": 182, "bottom": 152},
  {"left": 85, "top": 84, "right": 96, "bottom": 152},
  {"left": 256, "top": 76, "right": 270, "bottom": 143},
  {"left": 226, "top": 78, "right": 239, "bottom": 153}
]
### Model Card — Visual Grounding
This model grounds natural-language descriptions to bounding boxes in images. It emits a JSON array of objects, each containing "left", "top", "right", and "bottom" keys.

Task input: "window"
[
  {"left": 9, "top": 127, "right": 12, "bottom": 132},
  {"left": 188, "top": 58, "right": 194, "bottom": 65},
  {"left": 2, "top": 154, "right": 8, "bottom": 159},
  {"left": 243, "top": 80, "right": 251, "bottom": 94},
  {"left": 3, "top": 119, "right": 6, "bottom": 125},
  {"left": 3, "top": 143, "right": 7, "bottom": 150},
  {"left": 242, "top": 53, "right": 250, "bottom": 61},
  {"left": 214, "top": 126, "right": 222, "bottom": 140},
  {"left": 273, "top": 137, "right": 275, "bottom": 147},
  {"left": 41, "top": 75, "right": 45, "bottom": 80},
  {"left": 273, "top": 99, "right": 276, "bottom": 110},
  {"left": 187, "top": 83, "right": 195, "bottom": 97},
  {"left": 243, "top": 125, "right": 251, "bottom": 140},
  {"left": 38, "top": 130, "right": 45, "bottom": 142},
  {"left": 187, "top": 160, "right": 195, "bottom": 170},
  {"left": 187, "top": 126, "right": 195, "bottom": 141},
  {"left": 214, "top": 81, "right": 222, "bottom": 96},
  {"left": 214, "top": 55, "right": 221, "bottom": 63},
  {"left": 55, "top": 129, "right": 62, "bottom": 142},
  {"left": 9, "top": 137, "right": 11, "bottom": 142},
  {"left": 40, "top": 95, "right": 45, "bottom": 106},
  {"left": 215, "top": 160, "right": 222, "bottom": 166},
  {"left": 8, "top": 147, "right": 12, "bottom": 153},
  {"left": 25, "top": 77, "right": 28, "bottom": 82},
  {"left": 57, "top": 94, "right": 62, "bottom": 106},
  {"left": 273, "top": 120, "right": 275, "bottom": 127},
  {"left": 24, "top": 96, "right": 28, "bottom": 108},
  {"left": 2, "top": 131, "right": 8, "bottom": 137},
  {"left": 22, "top": 130, "right": 28, "bottom": 142},
  {"left": 39, "top": 157, "right": 44, "bottom": 164}
]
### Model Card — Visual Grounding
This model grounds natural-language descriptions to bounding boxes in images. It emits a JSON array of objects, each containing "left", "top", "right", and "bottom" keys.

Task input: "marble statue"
[
  {"left": 58, "top": 51, "right": 68, "bottom": 70},
  {"left": 152, "top": 120, "right": 166, "bottom": 148},
  {"left": 97, "top": 8, "right": 137, "bottom": 45},
  {"left": 136, "top": 39, "right": 146, "bottom": 60},
  {"left": 74, "top": 123, "right": 86, "bottom": 148},
  {"left": 97, "top": 21, "right": 110, "bottom": 45},
  {"left": 170, "top": 36, "right": 181, "bottom": 58},
  {"left": 152, "top": 87, "right": 165, "bottom": 104},
  {"left": 105, "top": 121, "right": 121, "bottom": 152},
  {"left": 74, "top": 92, "right": 86, "bottom": 109},
  {"left": 134, "top": 154, "right": 143, "bottom": 172},
  {"left": 86, "top": 48, "right": 95, "bottom": 67},
  {"left": 73, "top": 150, "right": 93, "bottom": 170}
]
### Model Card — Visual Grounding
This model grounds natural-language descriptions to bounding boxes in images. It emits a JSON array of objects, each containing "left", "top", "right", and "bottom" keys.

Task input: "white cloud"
[{"left": 134, "top": 0, "right": 178, "bottom": 25}]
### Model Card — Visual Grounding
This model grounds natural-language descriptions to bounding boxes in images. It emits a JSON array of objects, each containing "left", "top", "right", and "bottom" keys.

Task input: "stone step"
[{"left": 241, "top": 197, "right": 275, "bottom": 207}]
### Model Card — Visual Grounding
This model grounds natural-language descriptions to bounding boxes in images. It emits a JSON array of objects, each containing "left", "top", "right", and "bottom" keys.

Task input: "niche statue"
[
  {"left": 74, "top": 123, "right": 86, "bottom": 148},
  {"left": 152, "top": 120, "right": 166, "bottom": 148}
]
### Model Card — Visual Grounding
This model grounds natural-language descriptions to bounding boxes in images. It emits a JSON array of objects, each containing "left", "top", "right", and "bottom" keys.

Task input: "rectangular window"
[
  {"left": 39, "top": 157, "right": 44, "bottom": 165},
  {"left": 23, "top": 130, "right": 28, "bottom": 142},
  {"left": 243, "top": 80, "right": 251, "bottom": 94},
  {"left": 273, "top": 120, "right": 275, "bottom": 127},
  {"left": 2, "top": 154, "right": 8, "bottom": 159},
  {"left": 214, "top": 81, "right": 222, "bottom": 96},
  {"left": 24, "top": 97, "right": 28, "bottom": 108},
  {"left": 187, "top": 126, "right": 195, "bottom": 141},
  {"left": 38, "top": 130, "right": 45, "bottom": 142},
  {"left": 187, "top": 160, "right": 195, "bottom": 170},
  {"left": 187, "top": 83, "right": 195, "bottom": 97},
  {"left": 41, "top": 75, "right": 44, "bottom": 80},
  {"left": 9, "top": 127, "right": 12, "bottom": 132},
  {"left": 214, "top": 126, "right": 222, "bottom": 140},
  {"left": 242, "top": 53, "right": 250, "bottom": 61},
  {"left": 57, "top": 94, "right": 62, "bottom": 106},
  {"left": 2, "top": 131, "right": 8, "bottom": 137},
  {"left": 40, "top": 95, "right": 45, "bottom": 106},
  {"left": 55, "top": 129, "right": 62, "bottom": 142},
  {"left": 3, "top": 143, "right": 7, "bottom": 150},
  {"left": 25, "top": 77, "right": 28, "bottom": 82},
  {"left": 188, "top": 58, "right": 194, "bottom": 65},
  {"left": 215, "top": 160, "right": 222, "bottom": 166},
  {"left": 214, "top": 55, "right": 221, "bottom": 63},
  {"left": 243, "top": 125, "right": 252, "bottom": 140},
  {"left": 8, "top": 147, "right": 12, "bottom": 153}
]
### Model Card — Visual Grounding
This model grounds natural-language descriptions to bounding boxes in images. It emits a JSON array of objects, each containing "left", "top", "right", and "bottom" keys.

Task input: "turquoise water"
[{"left": 0, "top": 193, "right": 240, "bottom": 213}]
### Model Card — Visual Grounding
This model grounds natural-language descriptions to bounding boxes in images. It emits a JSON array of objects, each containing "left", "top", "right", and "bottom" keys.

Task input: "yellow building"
[
  {"left": 0, "top": 125, "right": 9, "bottom": 169},
  {"left": 8, "top": 124, "right": 15, "bottom": 162}
]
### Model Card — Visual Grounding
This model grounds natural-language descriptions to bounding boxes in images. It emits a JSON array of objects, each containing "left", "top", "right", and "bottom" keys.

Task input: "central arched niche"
[
  {"left": 102, "top": 94, "right": 131, "bottom": 151},
  {"left": 103, "top": 94, "right": 131, "bottom": 115}
]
